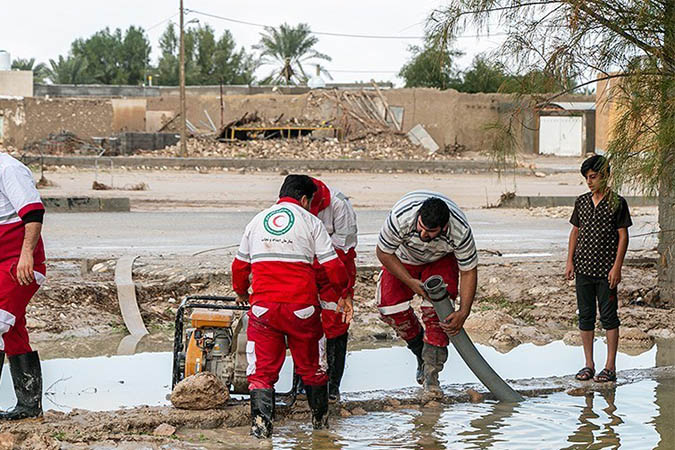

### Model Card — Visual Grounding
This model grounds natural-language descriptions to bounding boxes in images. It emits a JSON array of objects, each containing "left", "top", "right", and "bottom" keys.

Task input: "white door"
[{"left": 539, "top": 116, "right": 583, "bottom": 156}]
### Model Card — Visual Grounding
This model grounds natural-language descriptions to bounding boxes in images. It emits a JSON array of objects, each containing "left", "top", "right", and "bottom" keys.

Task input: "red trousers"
[
  {"left": 0, "top": 260, "right": 46, "bottom": 356},
  {"left": 377, "top": 254, "right": 459, "bottom": 347},
  {"left": 246, "top": 301, "right": 328, "bottom": 390},
  {"left": 315, "top": 249, "right": 356, "bottom": 339}
]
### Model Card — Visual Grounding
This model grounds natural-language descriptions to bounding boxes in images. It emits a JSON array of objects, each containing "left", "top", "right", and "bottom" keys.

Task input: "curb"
[
  {"left": 35, "top": 155, "right": 576, "bottom": 175},
  {"left": 498, "top": 195, "right": 658, "bottom": 208},
  {"left": 43, "top": 197, "right": 131, "bottom": 212}
]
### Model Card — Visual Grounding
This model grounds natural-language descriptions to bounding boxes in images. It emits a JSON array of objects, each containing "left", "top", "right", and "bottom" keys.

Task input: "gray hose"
[{"left": 423, "top": 275, "right": 524, "bottom": 402}]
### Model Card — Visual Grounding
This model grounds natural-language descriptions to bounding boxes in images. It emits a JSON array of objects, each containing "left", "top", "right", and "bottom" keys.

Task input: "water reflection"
[
  {"left": 562, "top": 389, "right": 622, "bottom": 449},
  {"left": 273, "top": 380, "right": 667, "bottom": 449}
]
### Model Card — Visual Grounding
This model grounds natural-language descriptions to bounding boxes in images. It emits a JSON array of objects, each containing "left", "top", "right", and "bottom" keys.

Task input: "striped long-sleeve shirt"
[{"left": 377, "top": 190, "right": 478, "bottom": 270}]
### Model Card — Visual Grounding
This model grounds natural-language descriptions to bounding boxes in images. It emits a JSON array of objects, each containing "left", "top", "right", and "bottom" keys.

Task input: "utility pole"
[{"left": 179, "top": 0, "right": 187, "bottom": 157}]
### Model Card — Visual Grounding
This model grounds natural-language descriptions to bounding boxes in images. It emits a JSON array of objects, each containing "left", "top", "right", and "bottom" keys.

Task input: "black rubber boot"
[
  {"left": 422, "top": 343, "right": 448, "bottom": 400},
  {"left": 304, "top": 384, "right": 329, "bottom": 429},
  {"left": 293, "top": 372, "right": 306, "bottom": 398},
  {"left": 249, "top": 388, "right": 275, "bottom": 439},
  {"left": 0, "top": 351, "right": 43, "bottom": 420},
  {"left": 406, "top": 332, "right": 425, "bottom": 385},
  {"left": 327, "top": 332, "right": 348, "bottom": 402}
]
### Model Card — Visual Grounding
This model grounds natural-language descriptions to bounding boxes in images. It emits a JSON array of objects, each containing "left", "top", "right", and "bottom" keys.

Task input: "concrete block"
[
  {"left": 100, "top": 197, "right": 131, "bottom": 212},
  {"left": 42, "top": 197, "right": 70, "bottom": 212},
  {"left": 67, "top": 197, "right": 101, "bottom": 212},
  {"left": 407, "top": 124, "right": 440, "bottom": 154}
]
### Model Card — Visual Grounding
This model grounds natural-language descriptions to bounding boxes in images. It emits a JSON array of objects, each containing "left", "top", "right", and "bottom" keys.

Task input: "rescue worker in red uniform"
[
  {"left": 232, "top": 174, "right": 348, "bottom": 439},
  {"left": 309, "top": 177, "right": 357, "bottom": 402},
  {"left": 0, "top": 153, "right": 47, "bottom": 420},
  {"left": 376, "top": 191, "right": 478, "bottom": 398}
]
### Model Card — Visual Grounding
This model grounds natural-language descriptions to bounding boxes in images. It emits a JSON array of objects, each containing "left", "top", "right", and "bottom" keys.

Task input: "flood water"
[
  {"left": 0, "top": 337, "right": 670, "bottom": 413},
  {"left": 270, "top": 378, "right": 673, "bottom": 449}
]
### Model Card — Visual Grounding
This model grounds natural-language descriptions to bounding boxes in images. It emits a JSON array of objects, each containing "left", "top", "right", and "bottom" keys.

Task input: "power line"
[
  {"left": 330, "top": 69, "right": 399, "bottom": 73},
  {"left": 146, "top": 13, "right": 179, "bottom": 32},
  {"left": 186, "top": 9, "right": 507, "bottom": 40}
]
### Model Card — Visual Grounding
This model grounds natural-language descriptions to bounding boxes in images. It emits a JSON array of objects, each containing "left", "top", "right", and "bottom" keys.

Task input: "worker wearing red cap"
[
  {"left": 308, "top": 177, "right": 358, "bottom": 402},
  {"left": 232, "top": 174, "right": 348, "bottom": 438},
  {"left": 0, "top": 153, "right": 47, "bottom": 420}
]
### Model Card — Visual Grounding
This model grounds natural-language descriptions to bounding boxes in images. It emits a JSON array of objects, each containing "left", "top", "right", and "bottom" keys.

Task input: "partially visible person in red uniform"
[
  {"left": 232, "top": 174, "right": 348, "bottom": 439},
  {"left": 0, "top": 153, "right": 47, "bottom": 420},
  {"left": 308, "top": 177, "right": 357, "bottom": 402}
]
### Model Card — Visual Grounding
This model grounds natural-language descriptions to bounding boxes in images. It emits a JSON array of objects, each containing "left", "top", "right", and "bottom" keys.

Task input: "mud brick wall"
[{"left": 22, "top": 98, "right": 113, "bottom": 149}]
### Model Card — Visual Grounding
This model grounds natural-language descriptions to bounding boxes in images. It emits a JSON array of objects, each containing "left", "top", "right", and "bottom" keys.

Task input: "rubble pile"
[
  {"left": 26, "top": 130, "right": 103, "bottom": 155},
  {"left": 144, "top": 134, "right": 463, "bottom": 160}
]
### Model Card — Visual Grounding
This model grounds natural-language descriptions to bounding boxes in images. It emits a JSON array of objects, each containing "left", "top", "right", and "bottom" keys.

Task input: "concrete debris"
[
  {"left": 153, "top": 423, "right": 177, "bottom": 437},
  {"left": 147, "top": 134, "right": 460, "bottom": 161},
  {"left": 171, "top": 372, "right": 230, "bottom": 410},
  {"left": 464, "top": 310, "right": 515, "bottom": 334},
  {"left": 407, "top": 124, "right": 440, "bottom": 154},
  {"left": 620, "top": 327, "right": 654, "bottom": 346}
]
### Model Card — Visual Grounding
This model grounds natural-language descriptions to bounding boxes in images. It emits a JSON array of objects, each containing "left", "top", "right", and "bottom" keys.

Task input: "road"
[{"left": 43, "top": 208, "right": 658, "bottom": 260}]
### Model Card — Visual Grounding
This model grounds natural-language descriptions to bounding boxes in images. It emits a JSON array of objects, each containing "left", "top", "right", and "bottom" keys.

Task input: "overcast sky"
[{"left": 1, "top": 0, "right": 505, "bottom": 86}]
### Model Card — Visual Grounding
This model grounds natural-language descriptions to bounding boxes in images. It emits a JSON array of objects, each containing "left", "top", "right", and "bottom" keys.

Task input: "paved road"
[{"left": 43, "top": 208, "right": 658, "bottom": 260}]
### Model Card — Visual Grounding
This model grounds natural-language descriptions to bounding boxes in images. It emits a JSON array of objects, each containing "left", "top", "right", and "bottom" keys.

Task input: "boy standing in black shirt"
[{"left": 565, "top": 155, "right": 632, "bottom": 383}]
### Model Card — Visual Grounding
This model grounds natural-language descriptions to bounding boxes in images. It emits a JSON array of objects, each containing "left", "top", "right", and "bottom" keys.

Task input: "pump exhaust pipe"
[{"left": 423, "top": 275, "right": 524, "bottom": 402}]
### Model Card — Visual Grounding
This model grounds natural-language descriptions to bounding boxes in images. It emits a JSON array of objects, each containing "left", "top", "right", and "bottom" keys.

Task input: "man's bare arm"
[
  {"left": 376, "top": 246, "right": 428, "bottom": 300},
  {"left": 17, "top": 222, "right": 41, "bottom": 285}
]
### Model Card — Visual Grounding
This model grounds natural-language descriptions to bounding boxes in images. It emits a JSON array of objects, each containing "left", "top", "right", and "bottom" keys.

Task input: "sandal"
[
  {"left": 594, "top": 368, "right": 617, "bottom": 383},
  {"left": 575, "top": 367, "right": 595, "bottom": 381}
]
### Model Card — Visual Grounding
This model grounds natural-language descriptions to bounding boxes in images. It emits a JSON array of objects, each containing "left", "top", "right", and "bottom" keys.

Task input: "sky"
[{"left": 1, "top": 0, "right": 506, "bottom": 86}]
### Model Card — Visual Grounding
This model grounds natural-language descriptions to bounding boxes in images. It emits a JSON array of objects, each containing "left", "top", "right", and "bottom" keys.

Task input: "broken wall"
[
  {"left": 382, "top": 88, "right": 533, "bottom": 153},
  {"left": 0, "top": 99, "right": 26, "bottom": 147},
  {"left": 21, "top": 98, "right": 113, "bottom": 148}
]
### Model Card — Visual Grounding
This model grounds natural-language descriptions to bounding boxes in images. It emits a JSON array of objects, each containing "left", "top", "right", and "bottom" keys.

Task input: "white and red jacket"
[
  {"left": 0, "top": 154, "right": 45, "bottom": 266},
  {"left": 232, "top": 197, "right": 348, "bottom": 306},
  {"left": 310, "top": 178, "right": 358, "bottom": 298}
]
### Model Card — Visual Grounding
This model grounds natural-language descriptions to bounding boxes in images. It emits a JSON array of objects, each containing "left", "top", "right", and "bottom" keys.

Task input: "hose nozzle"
[{"left": 423, "top": 275, "right": 448, "bottom": 301}]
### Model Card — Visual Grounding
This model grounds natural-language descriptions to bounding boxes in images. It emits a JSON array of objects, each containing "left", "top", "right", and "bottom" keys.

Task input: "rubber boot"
[
  {"left": 327, "top": 332, "right": 348, "bottom": 402},
  {"left": 0, "top": 351, "right": 43, "bottom": 420},
  {"left": 422, "top": 343, "right": 448, "bottom": 400},
  {"left": 249, "top": 388, "right": 275, "bottom": 439},
  {"left": 304, "top": 384, "right": 329, "bottom": 429},
  {"left": 406, "top": 332, "right": 425, "bottom": 385},
  {"left": 293, "top": 372, "right": 306, "bottom": 399}
]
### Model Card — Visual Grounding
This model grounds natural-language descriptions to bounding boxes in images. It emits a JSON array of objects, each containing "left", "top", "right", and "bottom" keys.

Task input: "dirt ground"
[{"left": 28, "top": 254, "right": 672, "bottom": 348}]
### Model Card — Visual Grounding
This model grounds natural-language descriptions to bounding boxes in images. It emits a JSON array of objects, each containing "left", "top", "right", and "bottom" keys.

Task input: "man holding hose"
[{"left": 376, "top": 191, "right": 478, "bottom": 397}]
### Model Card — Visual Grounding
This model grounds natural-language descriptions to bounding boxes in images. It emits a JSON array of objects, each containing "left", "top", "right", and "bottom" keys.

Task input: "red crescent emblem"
[{"left": 272, "top": 215, "right": 284, "bottom": 227}]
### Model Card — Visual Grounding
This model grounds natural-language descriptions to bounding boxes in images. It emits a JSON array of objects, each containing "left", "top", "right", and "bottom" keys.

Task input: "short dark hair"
[
  {"left": 279, "top": 174, "right": 317, "bottom": 201},
  {"left": 418, "top": 197, "right": 450, "bottom": 229},
  {"left": 581, "top": 155, "right": 610, "bottom": 177}
]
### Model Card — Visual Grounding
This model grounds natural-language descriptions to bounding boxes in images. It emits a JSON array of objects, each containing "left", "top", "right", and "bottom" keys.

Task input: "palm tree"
[
  {"left": 11, "top": 58, "right": 48, "bottom": 83},
  {"left": 45, "top": 55, "right": 91, "bottom": 85},
  {"left": 255, "top": 23, "right": 331, "bottom": 85}
]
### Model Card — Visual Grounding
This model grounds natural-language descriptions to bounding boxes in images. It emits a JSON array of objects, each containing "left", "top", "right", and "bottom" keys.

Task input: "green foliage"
[
  {"left": 428, "top": 0, "right": 674, "bottom": 191},
  {"left": 398, "top": 44, "right": 461, "bottom": 89},
  {"left": 70, "top": 26, "right": 150, "bottom": 85},
  {"left": 11, "top": 57, "right": 48, "bottom": 83},
  {"left": 45, "top": 55, "right": 92, "bottom": 84},
  {"left": 255, "top": 23, "right": 331, "bottom": 85},
  {"left": 156, "top": 23, "right": 256, "bottom": 86}
]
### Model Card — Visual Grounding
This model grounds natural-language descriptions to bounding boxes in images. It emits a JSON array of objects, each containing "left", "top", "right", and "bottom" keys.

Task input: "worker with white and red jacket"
[
  {"left": 231, "top": 174, "right": 348, "bottom": 439},
  {"left": 0, "top": 153, "right": 47, "bottom": 421},
  {"left": 309, "top": 177, "right": 357, "bottom": 402}
]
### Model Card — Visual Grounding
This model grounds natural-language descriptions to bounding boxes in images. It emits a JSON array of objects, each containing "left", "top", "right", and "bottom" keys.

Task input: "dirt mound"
[
  {"left": 464, "top": 310, "right": 515, "bottom": 334},
  {"left": 171, "top": 372, "right": 230, "bottom": 410}
]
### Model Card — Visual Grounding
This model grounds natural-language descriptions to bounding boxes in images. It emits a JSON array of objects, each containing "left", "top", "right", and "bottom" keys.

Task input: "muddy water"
[
  {"left": 0, "top": 337, "right": 668, "bottom": 413},
  {"left": 264, "top": 379, "right": 673, "bottom": 450}
]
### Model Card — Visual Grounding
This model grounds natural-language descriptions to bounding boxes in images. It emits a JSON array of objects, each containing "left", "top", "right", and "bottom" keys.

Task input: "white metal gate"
[{"left": 539, "top": 116, "right": 583, "bottom": 156}]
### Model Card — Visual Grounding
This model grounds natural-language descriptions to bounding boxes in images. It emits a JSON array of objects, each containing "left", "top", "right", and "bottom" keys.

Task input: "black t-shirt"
[{"left": 570, "top": 192, "right": 632, "bottom": 278}]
